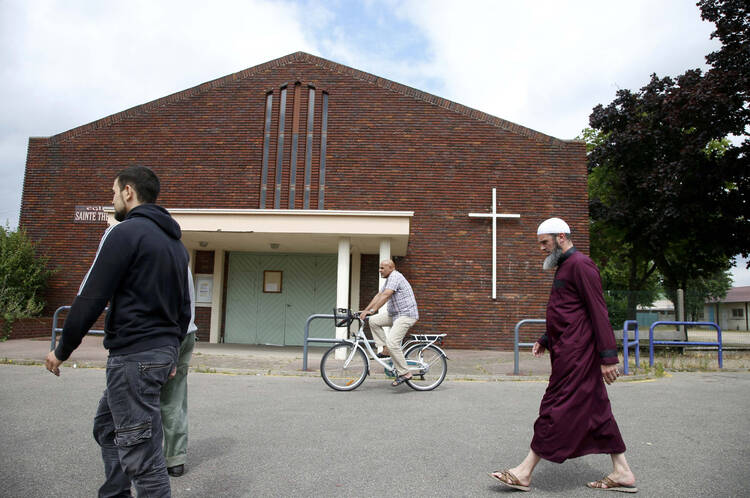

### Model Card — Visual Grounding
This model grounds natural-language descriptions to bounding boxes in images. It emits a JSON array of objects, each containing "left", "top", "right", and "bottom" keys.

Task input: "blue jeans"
[{"left": 93, "top": 345, "right": 178, "bottom": 498}]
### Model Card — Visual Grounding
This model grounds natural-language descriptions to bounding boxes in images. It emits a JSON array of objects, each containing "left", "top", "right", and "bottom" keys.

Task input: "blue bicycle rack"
[
  {"left": 648, "top": 321, "right": 723, "bottom": 369},
  {"left": 622, "top": 320, "right": 640, "bottom": 375}
]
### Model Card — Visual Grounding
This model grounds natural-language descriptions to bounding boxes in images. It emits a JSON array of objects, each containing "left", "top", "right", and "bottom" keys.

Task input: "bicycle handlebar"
[
  {"left": 333, "top": 308, "right": 366, "bottom": 327},
  {"left": 333, "top": 308, "right": 375, "bottom": 327}
]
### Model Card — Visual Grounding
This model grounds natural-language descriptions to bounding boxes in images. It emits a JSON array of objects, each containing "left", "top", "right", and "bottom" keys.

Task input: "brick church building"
[{"left": 19, "top": 52, "right": 588, "bottom": 349}]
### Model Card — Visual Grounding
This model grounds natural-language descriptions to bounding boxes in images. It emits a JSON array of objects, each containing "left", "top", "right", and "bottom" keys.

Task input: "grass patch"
[
  {"left": 623, "top": 349, "right": 750, "bottom": 374},
  {"left": 474, "top": 364, "right": 491, "bottom": 375},
  {"left": 0, "top": 358, "right": 43, "bottom": 366}
]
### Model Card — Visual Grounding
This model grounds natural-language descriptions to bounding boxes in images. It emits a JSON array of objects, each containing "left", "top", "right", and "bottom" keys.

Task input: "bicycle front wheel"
[
  {"left": 403, "top": 344, "right": 447, "bottom": 391},
  {"left": 320, "top": 343, "right": 368, "bottom": 391}
]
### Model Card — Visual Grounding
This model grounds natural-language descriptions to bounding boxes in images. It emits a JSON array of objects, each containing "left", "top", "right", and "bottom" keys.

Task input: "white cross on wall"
[{"left": 468, "top": 188, "right": 520, "bottom": 300}]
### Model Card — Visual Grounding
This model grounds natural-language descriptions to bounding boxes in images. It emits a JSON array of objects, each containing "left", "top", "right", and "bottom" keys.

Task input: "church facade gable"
[{"left": 20, "top": 52, "right": 588, "bottom": 349}]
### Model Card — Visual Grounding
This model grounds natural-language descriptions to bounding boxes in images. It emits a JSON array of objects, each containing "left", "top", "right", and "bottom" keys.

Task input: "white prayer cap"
[{"left": 537, "top": 217, "right": 570, "bottom": 235}]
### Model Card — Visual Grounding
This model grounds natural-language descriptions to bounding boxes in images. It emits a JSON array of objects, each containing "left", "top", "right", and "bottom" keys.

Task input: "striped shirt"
[{"left": 383, "top": 270, "right": 419, "bottom": 319}]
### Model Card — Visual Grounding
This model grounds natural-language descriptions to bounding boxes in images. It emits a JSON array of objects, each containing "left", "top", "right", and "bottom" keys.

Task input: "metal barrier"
[
  {"left": 513, "top": 319, "right": 545, "bottom": 375},
  {"left": 648, "top": 321, "right": 723, "bottom": 368},
  {"left": 622, "top": 320, "right": 640, "bottom": 375},
  {"left": 302, "top": 313, "right": 344, "bottom": 371},
  {"left": 50, "top": 305, "right": 107, "bottom": 351}
]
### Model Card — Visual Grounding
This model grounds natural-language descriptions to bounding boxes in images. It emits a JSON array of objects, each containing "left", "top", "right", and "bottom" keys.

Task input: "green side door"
[
  {"left": 224, "top": 253, "right": 339, "bottom": 346},
  {"left": 224, "top": 253, "right": 260, "bottom": 344},
  {"left": 283, "top": 254, "right": 337, "bottom": 345}
]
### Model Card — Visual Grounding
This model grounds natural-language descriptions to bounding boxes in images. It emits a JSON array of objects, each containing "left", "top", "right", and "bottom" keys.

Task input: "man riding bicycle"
[{"left": 359, "top": 259, "right": 419, "bottom": 386}]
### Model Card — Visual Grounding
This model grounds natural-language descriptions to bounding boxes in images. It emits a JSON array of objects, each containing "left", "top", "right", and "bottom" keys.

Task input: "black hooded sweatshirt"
[{"left": 55, "top": 204, "right": 191, "bottom": 361}]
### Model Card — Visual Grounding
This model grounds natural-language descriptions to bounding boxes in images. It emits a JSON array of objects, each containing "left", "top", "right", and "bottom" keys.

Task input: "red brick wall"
[
  {"left": 2, "top": 317, "right": 51, "bottom": 339},
  {"left": 194, "top": 251, "right": 214, "bottom": 274},
  {"left": 359, "top": 254, "right": 380, "bottom": 309},
  {"left": 5, "top": 308, "right": 209, "bottom": 342},
  {"left": 194, "top": 307, "right": 211, "bottom": 340},
  {"left": 20, "top": 53, "right": 588, "bottom": 350},
  {"left": 4, "top": 312, "right": 107, "bottom": 340}
]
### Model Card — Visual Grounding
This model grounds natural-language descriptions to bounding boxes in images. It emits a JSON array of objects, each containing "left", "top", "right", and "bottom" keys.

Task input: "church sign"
[{"left": 74, "top": 206, "right": 108, "bottom": 223}]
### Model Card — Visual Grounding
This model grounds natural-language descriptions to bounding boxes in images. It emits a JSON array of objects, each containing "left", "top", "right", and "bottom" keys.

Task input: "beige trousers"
[{"left": 369, "top": 313, "right": 418, "bottom": 376}]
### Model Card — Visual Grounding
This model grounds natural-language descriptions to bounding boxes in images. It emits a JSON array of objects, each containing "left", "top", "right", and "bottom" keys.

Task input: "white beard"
[{"left": 543, "top": 247, "right": 563, "bottom": 270}]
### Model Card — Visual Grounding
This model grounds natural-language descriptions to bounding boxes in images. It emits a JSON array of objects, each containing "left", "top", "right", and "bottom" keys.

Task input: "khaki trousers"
[
  {"left": 160, "top": 332, "right": 195, "bottom": 468},
  {"left": 369, "top": 313, "right": 418, "bottom": 376}
]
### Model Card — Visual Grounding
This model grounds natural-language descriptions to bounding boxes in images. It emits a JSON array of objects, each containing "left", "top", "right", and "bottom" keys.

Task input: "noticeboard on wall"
[
  {"left": 263, "top": 270, "right": 283, "bottom": 293},
  {"left": 195, "top": 275, "right": 213, "bottom": 303}
]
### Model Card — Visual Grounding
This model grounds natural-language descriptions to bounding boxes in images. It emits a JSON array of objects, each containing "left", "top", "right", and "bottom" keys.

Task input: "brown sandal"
[
  {"left": 488, "top": 470, "right": 530, "bottom": 491},
  {"left": 587, "top": 476, "right": 638, "bottom": 493},
  {"left": 391, "top": 373, "right": 412, "bottom": 386}
]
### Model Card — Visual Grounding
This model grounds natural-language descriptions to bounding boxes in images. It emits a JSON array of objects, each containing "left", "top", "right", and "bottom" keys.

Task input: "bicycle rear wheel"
[
  {"left": 320, "top": 343, "right": 368, "bottom": 391},
  {"left": 403, "top": 344, "right": 447, "bottom": 391}
]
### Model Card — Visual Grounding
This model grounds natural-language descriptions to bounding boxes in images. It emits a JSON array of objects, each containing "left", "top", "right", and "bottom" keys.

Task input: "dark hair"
[{"left": 115, "top": 165, "right": 160, "bottom": 203}]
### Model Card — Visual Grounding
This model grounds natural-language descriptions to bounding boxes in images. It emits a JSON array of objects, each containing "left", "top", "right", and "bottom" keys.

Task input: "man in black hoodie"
[{"left": 46, "top": 165, "right": 190, "bottom": 497}]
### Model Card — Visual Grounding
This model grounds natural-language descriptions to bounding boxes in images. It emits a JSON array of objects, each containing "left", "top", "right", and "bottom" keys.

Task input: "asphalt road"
[{"left": 2, "top": 365, "right": 748, "bottom": 497}]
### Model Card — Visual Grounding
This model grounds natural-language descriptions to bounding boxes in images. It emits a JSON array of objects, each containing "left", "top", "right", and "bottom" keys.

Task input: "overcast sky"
[{"left": 1, "top": 0, "right": 747, "bottom": 285}]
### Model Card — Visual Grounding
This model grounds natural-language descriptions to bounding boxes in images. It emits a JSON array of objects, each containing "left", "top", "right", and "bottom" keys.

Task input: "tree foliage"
[
  {"left": 585, "top": 0, "right": 748, "bottom": 322},
  {"left": 0, "top": 225, "right": 54, "bottom": 339},
  {"left": 699, "top": 0, "right": 749, "bottom": 135},
  {"left": 581, "top": 127, "right": 661, "bottom": 324}
]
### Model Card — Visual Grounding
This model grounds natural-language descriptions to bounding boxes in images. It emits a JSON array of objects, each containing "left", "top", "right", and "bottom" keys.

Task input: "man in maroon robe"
[{"left": 490, "top": 217, "right": 637, "bottom": 493}]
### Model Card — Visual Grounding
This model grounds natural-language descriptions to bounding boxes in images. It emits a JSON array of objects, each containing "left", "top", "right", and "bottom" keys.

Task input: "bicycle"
[{"left": 320, "top": 308, "right": 448, "bottom": 391}]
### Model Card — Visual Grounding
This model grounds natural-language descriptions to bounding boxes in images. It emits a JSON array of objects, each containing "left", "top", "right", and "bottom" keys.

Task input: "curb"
[{"left": 0, "top": 359, "right": 658, "bottom": 383}]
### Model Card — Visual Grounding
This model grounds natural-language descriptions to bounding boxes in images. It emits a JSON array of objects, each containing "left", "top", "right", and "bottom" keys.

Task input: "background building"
[
  {"left": 636, "top": 298, "right": 676, "bottom": 327},
  {"left": 705, "top": 286, "right": 750, "bottom": 332},
  {"left": 19, "top": 52, "right": 588, "bottom": 349}
]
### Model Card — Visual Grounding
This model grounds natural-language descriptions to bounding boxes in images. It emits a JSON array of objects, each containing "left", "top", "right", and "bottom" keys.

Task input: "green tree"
[
  {"left": 0, "top": 225, "right": 54, "bottom": 339},
  {"left": 699, "top": 0, "right": 749, "bottom": 136},
  {"left": 586, "top": 0, "right": 749, "bottom": 322},
  {"left": 580, "top": 127, "right": 661, "bottom": 326}
]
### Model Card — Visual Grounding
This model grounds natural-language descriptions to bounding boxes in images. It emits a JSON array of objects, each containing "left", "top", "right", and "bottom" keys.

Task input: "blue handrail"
[
  {"left": 648, "top": 321, "right": 722, "bottom": 368},
  {"left": 622, "top": 320, "right": 640, "bottom": 375}
]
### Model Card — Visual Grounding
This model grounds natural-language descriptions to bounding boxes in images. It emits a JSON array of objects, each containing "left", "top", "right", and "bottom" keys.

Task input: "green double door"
[{"left": 224, "top": 253, "right": 338, "bottom": 346}]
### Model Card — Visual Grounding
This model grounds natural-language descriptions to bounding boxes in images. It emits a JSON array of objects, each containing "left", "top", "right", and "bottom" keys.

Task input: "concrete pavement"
[
  {"left": 2, "top": 365, "right": 750, "bottom": 497},
  {"left": 0, "top": 334, "right": 559, "bottom": 380},
  {"left": 5, "top": 332, "right": 747, "bottom": 380}
]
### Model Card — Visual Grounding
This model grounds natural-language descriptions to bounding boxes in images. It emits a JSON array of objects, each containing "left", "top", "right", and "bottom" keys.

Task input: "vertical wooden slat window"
[
  {"left": 318, "top": 91, "right": 329, "bottom": 209},
  {"left": 303, "top": 86, "right": 316, "bottom": 209},
  {"left": 289, "top": 83, "right": 301, "bottom": 209},
  {"left": 273, "top": 86, "right": 288, "bottom": 209},
  {"left": 259, "top": 92, "right": 273, "bottom": 208}
]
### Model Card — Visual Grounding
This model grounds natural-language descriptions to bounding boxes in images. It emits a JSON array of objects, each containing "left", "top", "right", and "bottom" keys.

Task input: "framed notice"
[
  {"left": 195, "top": 275, "right": 213, "bottom": 303},
  {"left": 263, "top": 270, "right": 283, "bottom": 293}
]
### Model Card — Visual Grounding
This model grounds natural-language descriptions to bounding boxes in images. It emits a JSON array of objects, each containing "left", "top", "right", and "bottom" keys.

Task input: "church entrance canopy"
[
  {"left": 168, "top": 208, "right": 413, "bottom": 255},
  {"left": 104, "top": 208, "right": 413, "bottom": 343}
]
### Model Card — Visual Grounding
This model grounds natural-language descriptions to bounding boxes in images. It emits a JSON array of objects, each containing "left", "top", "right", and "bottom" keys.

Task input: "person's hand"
[
  {"left": 532, "top": 342, "right": 546, "bottom": 357},
  {"left": 45, "top": 350, "right": 63, "bottom": 377},
  {"left": 169, "top": 366, "right": 177, "bottom": 379},
  {"left": 359, "top": 309, "right": 371, "bottom": 322},
  {"left": 601, "top": 363, "right": 620, "bottom": 385}
]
